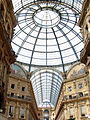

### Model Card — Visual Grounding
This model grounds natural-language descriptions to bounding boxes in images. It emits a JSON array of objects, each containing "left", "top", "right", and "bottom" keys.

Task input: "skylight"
[{"left": 11, "top": 0, "right": 84, "bottom": 108}]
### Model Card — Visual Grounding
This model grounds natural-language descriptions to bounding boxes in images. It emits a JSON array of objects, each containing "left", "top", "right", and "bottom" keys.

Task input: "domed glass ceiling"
[
  {"left": 12, "top": 0, "right": 84, "bottom": 73},
  {"left": 11, "top": 0, "right": 84, "bottom": 108}
]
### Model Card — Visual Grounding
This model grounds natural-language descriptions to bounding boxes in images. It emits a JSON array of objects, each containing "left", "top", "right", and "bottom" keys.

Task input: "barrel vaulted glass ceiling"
[
  {"left": 31, "top": 68, "right": 63, "bottom": 107},
  {"left": 11, "top": 0, "right": 84, "bottom": 107}
]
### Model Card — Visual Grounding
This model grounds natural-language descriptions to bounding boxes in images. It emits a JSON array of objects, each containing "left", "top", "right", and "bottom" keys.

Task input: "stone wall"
[{"left": 0, "top": 113, "right": 7, "bottom": 120}]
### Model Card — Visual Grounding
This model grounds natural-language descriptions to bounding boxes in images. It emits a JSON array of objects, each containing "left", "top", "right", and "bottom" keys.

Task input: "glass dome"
[
  {"left": 11, "top": 0, "right": 84, "bottom": 73},
  {"left": 11, "top": 0, "right": 84, "bottom": 108}
]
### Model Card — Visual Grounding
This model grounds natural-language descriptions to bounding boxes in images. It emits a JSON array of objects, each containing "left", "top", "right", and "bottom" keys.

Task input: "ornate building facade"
[
  {"left": 0, "top": 0, "right": 16, "bottom": 114},
  {"left": 78, "top": 0, "right": 90, "bottom": 65},
  {"left": 5, "top": 63, "right": 90, "bottom": 120},
  {"left": 6, "top": 63, "right": 40, "bottom": 120},
  {"left": 55, "top": 63, "right": 90, "bottom": 120}
]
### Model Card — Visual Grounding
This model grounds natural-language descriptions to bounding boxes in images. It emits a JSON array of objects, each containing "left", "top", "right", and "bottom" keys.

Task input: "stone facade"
[
  {"left": 0, "top": 113, "right": 7, "bottom": 120},
  {"left": 0, "top": 0, "right": 16, "bottom": 113},
  {"left": 6, "top": 63, "right": 39, "bottom": 120},
  {"left": 55, "top": 63, "right": 90, "bottom": 120},
  {"left": 78, "top": 0, "right": 90, "bottom": 64}
]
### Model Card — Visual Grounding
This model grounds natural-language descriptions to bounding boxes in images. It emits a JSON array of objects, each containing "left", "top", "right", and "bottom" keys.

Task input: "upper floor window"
[
  {"left": 11, "top": 84, "right": 15, "bottom": 89},
  {"left": 9, "top": 105, "right": 14, "bottom": 117},
  {"left": 11, "top": 93, "right": 14, "bottom": 97},
  {"left": 22, "top": 87, "right": 25, "bottom": 91},
  {"left": 80, "top": 106, "right": 85, "bottom": 116},
  {"left": 69, "top": 108, "right": 74, "bottom": 118},
  {"left": 53, "top": 113, "right": 54, "bottom": 116},
  {"left": 22, "top": 95, "right": 24, "bottom": 99},
  {"left": 79, "top": 92, "right": 83, "bottom": 97},
  {"left": 38, "top": 113, "right": 40, "bottom": 116},
  {"left": 78, "top": 83, "right": 83, "bottom": 89},
  {"left": 68, "top": 86, "right": 72, "bottom": 92},
  {"left": 20, "top": 108, "right": 25, "bottom": 119},
  {"left": 69, "top": 95, "right": 72, "bottom": 99}
]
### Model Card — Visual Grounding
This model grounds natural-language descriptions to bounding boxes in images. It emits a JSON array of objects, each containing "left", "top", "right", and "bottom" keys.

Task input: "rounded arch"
[
  {"left": 10, "top": 62, "right": 27, "bottom": 79},
  {"left": 66, "top": 62, "right": 87, "bottom": 79},
  {"left": 31, "top": 67, "right": 63, "bottom": 77}
]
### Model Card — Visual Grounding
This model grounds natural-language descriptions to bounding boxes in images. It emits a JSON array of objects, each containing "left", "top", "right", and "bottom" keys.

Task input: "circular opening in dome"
[{"left": 34, "top": 9, "right": 60, "bottom": 28}]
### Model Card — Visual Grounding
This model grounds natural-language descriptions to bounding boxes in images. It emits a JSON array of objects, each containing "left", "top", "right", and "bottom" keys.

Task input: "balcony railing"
[
  {"left": 68, "top": 118, "right": 75, "bottom": 120},
  {"left": 64, "top": 92, "right": 89, "bottom": 101},
  {"left": 7, "top": 94, "right": 32, "bottom": 101}
]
